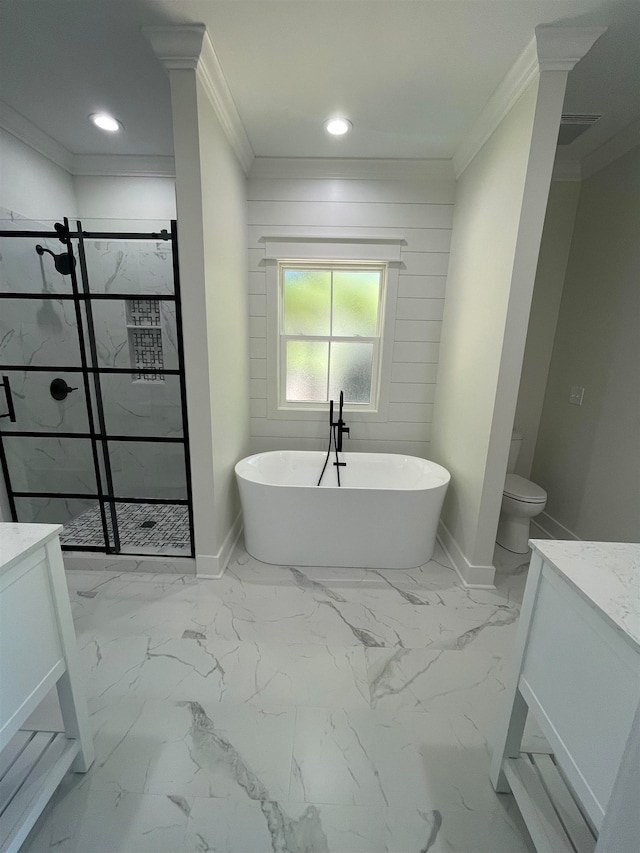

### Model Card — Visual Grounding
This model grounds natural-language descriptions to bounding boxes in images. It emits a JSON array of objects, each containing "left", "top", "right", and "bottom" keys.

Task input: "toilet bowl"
[{"left": 496, "top": 434, "right": 547, "bottom": 553}]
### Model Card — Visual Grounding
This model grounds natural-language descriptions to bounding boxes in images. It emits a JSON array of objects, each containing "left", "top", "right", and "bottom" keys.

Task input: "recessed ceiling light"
[
  {"left": 90, "top": 113, "right": 122, "bottom": 133},
  {"left": 324, "top": 117, "right": 352, "bottom": 136}
]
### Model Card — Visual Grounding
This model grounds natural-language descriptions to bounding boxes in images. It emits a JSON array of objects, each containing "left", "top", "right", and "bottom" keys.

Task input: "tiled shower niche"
[{"left": 126, "top": 298, "right": 165, "bottom": 381}]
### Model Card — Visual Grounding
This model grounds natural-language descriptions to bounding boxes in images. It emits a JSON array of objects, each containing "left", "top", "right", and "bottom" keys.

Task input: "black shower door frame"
[{"left": 0, "top": 219, "right": 195, "bottom": 557}]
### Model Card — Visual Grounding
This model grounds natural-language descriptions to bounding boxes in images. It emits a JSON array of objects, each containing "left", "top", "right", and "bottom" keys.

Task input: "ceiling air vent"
[{"left": 558, "top": 114, "right": 602, "bottom": 145}]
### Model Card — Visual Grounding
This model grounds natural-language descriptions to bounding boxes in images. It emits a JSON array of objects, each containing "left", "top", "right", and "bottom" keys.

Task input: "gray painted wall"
[
  {"left": 532, "top": 145, "right": 640, "bottom": 542},
  {"left": 514, "top": 181, "right": 581, "bottom": 478}
]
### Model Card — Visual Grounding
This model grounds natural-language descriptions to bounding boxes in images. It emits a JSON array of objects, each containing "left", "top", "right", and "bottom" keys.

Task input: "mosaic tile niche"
[{"left": 126, "top": 298, "right": 165, "bottom": 381}]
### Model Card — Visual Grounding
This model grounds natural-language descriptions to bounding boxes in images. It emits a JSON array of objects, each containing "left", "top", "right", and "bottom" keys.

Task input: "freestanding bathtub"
[{"left": 235, "top": 451, "right": 450, "bottom": 569}]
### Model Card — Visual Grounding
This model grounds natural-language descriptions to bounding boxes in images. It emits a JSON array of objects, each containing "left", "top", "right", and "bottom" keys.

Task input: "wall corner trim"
[
  {"left": 73, "top": 154, "right": 176, "bottom": 178},
  {"left": 0, "top": 99, "right": 74, "bottom": 174},
  {"left": 437, "top": 522, "right": 496, "bottom": 588},
  {"left": 143, "top": 24, "right": 254, "bottom": 175},
  {"left": 530, "top": 512, "right": 581, "bottom": 543},
  {"left": 0, "top": 99, "right": 176, "bottom": 178},
  {"left": 195, "top": 513, "right": 243, "bottom": 579},
  {"left": 534, "top": 26, "right": 607, "bottom": 72},
  {"left": 552, "top": 160, "right": 582, "bottom": 182},
  {"left": 581, "top": 117, "right": 640, "bottom": 180},
  {"left": 142, "top": 24, "right": 206, "bottom": 70},
  {"left": 453, "top": 26, "right": 607, "bottom": 179}
]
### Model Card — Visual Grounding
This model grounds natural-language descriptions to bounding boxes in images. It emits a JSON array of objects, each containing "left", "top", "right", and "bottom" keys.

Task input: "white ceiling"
[{"left": 0, "top": 0, "right": 639, "bottom": 165}]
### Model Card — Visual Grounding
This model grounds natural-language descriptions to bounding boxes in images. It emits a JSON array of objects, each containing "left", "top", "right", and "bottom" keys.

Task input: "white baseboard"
[
  {"left": 530, "top": 511, "right": 580, "bottom": 542},
  {"left": 196, "top": 513, "right": 243, "bottom": 579},
  {"left": 437, "top": 521, "right": 496, "bottom": 588}
]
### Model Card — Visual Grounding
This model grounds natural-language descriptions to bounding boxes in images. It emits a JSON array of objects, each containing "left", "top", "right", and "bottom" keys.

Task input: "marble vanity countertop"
[
  {"left": 0, "top": 522, "right": 62, "bottom": 574},
  {"left": 530, "top": 539, "right": 640, "bottom": 651}
]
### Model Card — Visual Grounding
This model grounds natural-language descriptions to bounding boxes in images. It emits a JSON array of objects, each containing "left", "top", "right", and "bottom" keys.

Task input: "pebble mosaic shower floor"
[{"left": 60, "top": 502, "right": 191, "bottom": 556}]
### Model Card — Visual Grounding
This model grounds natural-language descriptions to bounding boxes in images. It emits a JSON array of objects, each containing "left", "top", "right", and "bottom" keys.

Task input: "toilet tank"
[{"left": 507, "top": 432, "right": 523, "bottom": 474}]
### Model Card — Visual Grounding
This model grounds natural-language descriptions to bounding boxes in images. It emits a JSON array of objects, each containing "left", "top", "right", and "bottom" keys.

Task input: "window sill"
[{"left": 268, "top": 404, "right": 389, "bottom": 423}]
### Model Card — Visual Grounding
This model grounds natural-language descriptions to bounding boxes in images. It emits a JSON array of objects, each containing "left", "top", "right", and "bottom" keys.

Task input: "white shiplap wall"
[{"left": 247, "top": 172, "right": 454, "bottom": 457}]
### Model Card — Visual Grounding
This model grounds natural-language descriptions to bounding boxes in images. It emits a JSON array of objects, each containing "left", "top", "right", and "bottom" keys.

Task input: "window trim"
[
  {"left": 263, "top": 238, "right": 400, "bottom": 424},
  {"left": 277, "top": 260, "right": 386, "bottom": 413}
]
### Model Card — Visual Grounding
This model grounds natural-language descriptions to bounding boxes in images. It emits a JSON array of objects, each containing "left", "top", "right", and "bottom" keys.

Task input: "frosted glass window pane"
[
  {"left": 329, "top": 342, "right": 374, "bottom": 404},
  {"left": 283, "top": 269, "right": 331, "bottom": 335},
  {"left": 286, "top": 341, "right": 329, "bottom": 401},
  {"left": 333, "top": 271, "right": 380, "bottom": 336}
]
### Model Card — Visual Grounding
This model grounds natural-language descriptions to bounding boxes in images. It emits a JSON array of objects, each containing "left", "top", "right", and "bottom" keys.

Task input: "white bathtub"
[{"left": 235, "top": 450, "right": 450, "bottom": 569}]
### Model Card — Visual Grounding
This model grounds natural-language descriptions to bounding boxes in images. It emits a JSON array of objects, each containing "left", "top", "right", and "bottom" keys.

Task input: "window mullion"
[
  {"left": 281, "top": 335, "right": 331, "bottom": 343},
  {"left": 326, "top": 269, "right": 334, "bottom": 404}
]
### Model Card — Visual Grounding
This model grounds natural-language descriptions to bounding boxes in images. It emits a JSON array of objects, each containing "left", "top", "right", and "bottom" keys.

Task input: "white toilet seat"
[{"left": 503, "top": 474, "right": 546, "bottom": 503}]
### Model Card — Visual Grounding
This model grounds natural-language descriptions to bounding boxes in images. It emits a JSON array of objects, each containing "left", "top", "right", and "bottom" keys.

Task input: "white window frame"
[
  {"left": 263, "top": 236, "right": 401, "bottom": 423},
  {"left": 277, "top": 260, "right": 386, "bottom": 413}
]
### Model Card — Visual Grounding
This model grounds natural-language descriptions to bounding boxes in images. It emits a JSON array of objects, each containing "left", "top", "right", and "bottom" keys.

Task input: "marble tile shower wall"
[
  {"left": 0, "top": 213, "right": 184, "bottom": 521},
  {"left": 247, "top": 177, "right": 453, "bottom": 457}
]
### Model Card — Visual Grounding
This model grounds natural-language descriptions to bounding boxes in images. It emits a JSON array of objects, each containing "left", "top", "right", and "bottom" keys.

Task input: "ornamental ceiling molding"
[
  {"left": 143, "top": 24, "right": 254, "bottom": 174},
  {"left": 453, "top": 26, "right": 607, "bottom": 179}
]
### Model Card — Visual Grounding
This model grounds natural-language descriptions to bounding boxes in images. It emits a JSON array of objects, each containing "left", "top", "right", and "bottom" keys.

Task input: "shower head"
[{"left": 35, "top": 244, "right": 75, "bottom": 276}]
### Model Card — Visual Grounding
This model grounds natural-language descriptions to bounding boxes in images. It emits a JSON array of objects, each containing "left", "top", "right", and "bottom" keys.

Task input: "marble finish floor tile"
[
  {"left": 27, "top": 783, "right": 532, "bottom": 853},
  {"left": 48, "top": 780, "right": 187, "bottom": 853},
  {"left": 185, "top": 798, "right": 386, "bottom": 853},
  {"left": 366, "top": 645, "right": 507, "bottom": 718},
  {"left": 86, "top": 698, "right": 295, "bottom": 801},
  {"left": 27, "top": 774, "right": 532, "bottom": 853},
  {"left": 290, "top": 706, "right": 503, "bottom": 812},
  {"left": 365, "top": 645, "right": 550, "bottom": 753},
  {"left": 21, "top": 540, "right": 538, "bottom": 852},
  {"left": 79, "top": 634, "right": 369, "bottom": 709},
  {"left": 383, "top": 800, "right": 532, "bottom": 852}
]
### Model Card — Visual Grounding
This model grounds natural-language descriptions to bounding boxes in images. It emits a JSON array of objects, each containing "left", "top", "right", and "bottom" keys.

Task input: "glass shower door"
[
  {"left": 75, "top": 223, "right": 193, "bottom": 556},
  {"left": 0, "top": 218, "right": 194, "bottom": 557},
  {"left": 0, "top": 220, "right": 113, "bottom": 549}
]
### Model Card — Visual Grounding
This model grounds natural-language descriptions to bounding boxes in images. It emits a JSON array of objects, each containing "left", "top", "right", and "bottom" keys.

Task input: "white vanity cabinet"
[
  {"left": 0, "top": 524, "right": 93, "bottom": 853},
  {"left": 491, "top": 540, "right": 640, "bottom": 853}
]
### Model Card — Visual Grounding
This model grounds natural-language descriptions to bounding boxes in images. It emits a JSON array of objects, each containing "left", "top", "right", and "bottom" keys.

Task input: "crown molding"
[
  {"left": 453, "top": 26, "right": 607, "bottom": 179},
  {"left": 141, "top": 24, "right": 205, "bottom": 71},
  {"left": 73, "top": 155, "right": 175, "bottom": 178},
  {"left": 1, "top": 98, "right": 176, "bottom": 178},
  {"left": 535, "top": 26, "right": 607, "bottom": 72},
  {"left": 552, "top": 159, "right": 582, "bottom": 182},
  {"left": 580, "top": 118, "right": 640, "bottom": 180},
  {"left": 452, "top": 38, "right": 539, "bottom": 178},
  {"left": 249, "top": 157, "right": 454, "bottom": 181},
  {"left": 0, "top": 99, "right": 74, "bottom": 173},
  {"left": 144, "top": 24, "right": 254, "bottom": 174},
  {"left": 197, "top": 28, "right": 254, "bottom": 174}
]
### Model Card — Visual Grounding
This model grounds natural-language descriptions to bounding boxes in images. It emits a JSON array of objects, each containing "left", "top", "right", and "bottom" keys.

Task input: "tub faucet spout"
[
  {"left": 336, "top": 390, "right": 350, "bottom": 452},
  {"left": 318, "top": 391, "right": 350, "bottom": 486}
]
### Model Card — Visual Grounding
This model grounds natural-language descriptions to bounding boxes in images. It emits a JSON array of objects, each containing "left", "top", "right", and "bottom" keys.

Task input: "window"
[{"left": 278, "top": 261, "right": 385, "bottom": 409}]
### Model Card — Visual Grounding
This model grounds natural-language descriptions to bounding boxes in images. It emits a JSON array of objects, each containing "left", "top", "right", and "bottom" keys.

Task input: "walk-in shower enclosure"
[{"left": 0, "top": 216, "right": 194, "bottom": 558}]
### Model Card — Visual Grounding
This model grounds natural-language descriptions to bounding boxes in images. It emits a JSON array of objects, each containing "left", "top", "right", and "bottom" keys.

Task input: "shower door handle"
[{"left": 0, "top": 375, "right": 16, "bottom": 422}]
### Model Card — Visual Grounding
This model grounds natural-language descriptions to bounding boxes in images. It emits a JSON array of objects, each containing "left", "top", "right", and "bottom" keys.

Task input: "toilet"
[{"left": 496, "top": 432, "right": 547, "bottom": 553}]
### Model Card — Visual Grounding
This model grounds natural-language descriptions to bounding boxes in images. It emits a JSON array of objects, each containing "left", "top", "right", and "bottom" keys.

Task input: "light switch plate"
[{"left": 569, "top": 385, "right": 585, "bottom": 406}]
